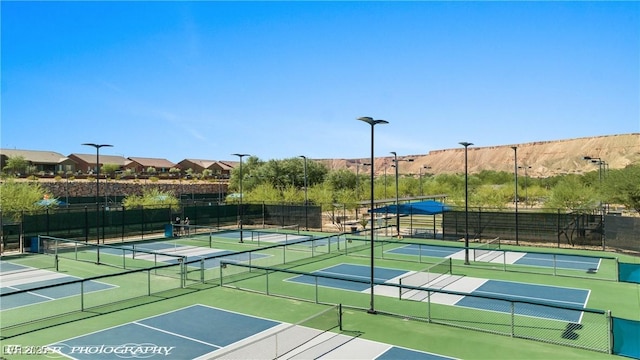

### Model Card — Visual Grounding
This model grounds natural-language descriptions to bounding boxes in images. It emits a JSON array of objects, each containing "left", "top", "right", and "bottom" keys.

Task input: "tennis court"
[
  {"left": 287, "top": 263, "right": 590, "bottom": 323},
  {"left": 41, "top": 304, "right": 455, "bottom": 360},
  {"left": 287, "top": 263, "right": 408, "bottom": 291},
  {"left": 386, "top": 243, "right": 604, "bottom": 272},
  {"left": 107, "top": 241, "right": 272, "bottom": 268},
  {"left": 182, "top": 224, "right": 315, "bottom": 245},
  {"left": 2, "top": 228, "right": 636, "bottom": 360},
  {"left": 0, "top": 260, "right": 115, "bottom": 311}
]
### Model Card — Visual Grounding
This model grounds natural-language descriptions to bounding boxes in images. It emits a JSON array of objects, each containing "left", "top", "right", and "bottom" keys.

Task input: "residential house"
[
  {"left": 176, "top": 159, "right": 217, "bottom": 176},
  {"left": 68, "top": 154, "right": 128, "bottom": 174},
  {"left": 214, "top": 161, "right": 236, "bottom": 178},
  {"left": 125, "top": 157, "right": 176, "bottom": 175},
  {"left": 0, "top": 149, "right": 77, "bottom": 175}
]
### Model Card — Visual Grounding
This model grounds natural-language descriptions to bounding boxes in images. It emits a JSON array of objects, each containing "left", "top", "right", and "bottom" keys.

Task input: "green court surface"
[{"left": 1, "top": 231, "right": 638, "bottom": 360}]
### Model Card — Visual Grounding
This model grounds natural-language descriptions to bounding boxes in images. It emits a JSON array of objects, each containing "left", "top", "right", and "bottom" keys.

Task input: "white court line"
[{"left": 2, "top": 269, "right": 69, "bottom": 288}]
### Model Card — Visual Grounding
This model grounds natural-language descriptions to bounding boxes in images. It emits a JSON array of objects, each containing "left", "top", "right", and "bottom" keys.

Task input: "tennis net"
[
  {"left": 399, "top": 257, "right": 452, "bottom": 299},
  {"left": 209, "top": 304, "right": 342, "bottom": 359},
  {"left": 249, "top": 225, "right": 309, "bottom": 244},
  {"left": 473, "top": 237, "right": 501, "bottom": 261},
  {"left": 37, "top": 235, "right": 186, "bottom": 271}
]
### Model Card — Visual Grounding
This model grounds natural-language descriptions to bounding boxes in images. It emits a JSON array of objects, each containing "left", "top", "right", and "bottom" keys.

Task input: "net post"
[
  {"left": 266, "top": 269, "right": 270, "bottom": 295},
  {"left": 81, "top": 281, "right": 85, "bottom": 311},
  {"left": 314, "top": 275, "right": 318, "bottom": 303},
  {"left": 180, "top": 256, "right": 186, "bottom": 288},
  {"left": 55, "top": 254, "right": 59, "bottom": 272},
  {"left": 510, "top": 302, "right": 515, "bottom": 337},
  {"left": 200, "top": 258, "right": 205, "bottom": 283},
  {"left": 607, "top": 310, "right": 613, "bottom": 354},
  {"left": 427, "top": 290, "right": 431, "bottom": 322},
  {"left": 339, "top": 303, "right": 343, "bottom": 331},
  {"left": 503, "top": 248, "right": 507, "bottom": 271}
]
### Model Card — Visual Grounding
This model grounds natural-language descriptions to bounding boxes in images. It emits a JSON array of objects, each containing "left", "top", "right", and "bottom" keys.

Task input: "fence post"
[
  {"left": 510, "top": 302, "right": 515, "bottom": 337},
  {"left": 427, "top": 291, "right": 431, "bottom": 322},
  {"left": 120, "top": 205, "right": 125, "bottom": 242},
  {"left": 556, "top": 209, "right": 561, "bottom": 248},
  {"left": 84, "top": 206, "right": 89, "bottom": 243}
]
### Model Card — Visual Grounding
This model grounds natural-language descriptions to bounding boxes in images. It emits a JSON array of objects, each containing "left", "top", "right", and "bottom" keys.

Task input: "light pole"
[
  {"left": 390, "top": 152, "right": 400, "bottom": 237},
  {"left": 232, "top": 153, "right": 250, "bottom": 243},
  {"left": 357, "top": 116, "right": 388, "bottom": 315},
  {"left": 390, "top": 152, "right": 413, "bottom": 238},
  {"left": 384, "top": 165, "right": 388, "bottom": 199},
  {"left": 511, "top": 146, "right": 519, "bottom": 246},
  {"left": 355, "top": 162, "right": 370, "bottom": 220},
  {"left": 583, "top": 156, "right": 607, "bottom": 250},
  {"left": 459, "top": 142, "right": 473, "bottom": 265},
  {"left": 299, "top": 155, "right": 308, "bottom": 230},
  {"left": 420, "top": 165, "right": 431, "bottom": 196},
  {"left": 82, "top": 143, "right": 113, "bottom": 264},
  {"left": 519, "top": 165, "right": 531, "bottom": 207},
  {"left": 583, "top": 156, "right": 606, "bottom": 183}
]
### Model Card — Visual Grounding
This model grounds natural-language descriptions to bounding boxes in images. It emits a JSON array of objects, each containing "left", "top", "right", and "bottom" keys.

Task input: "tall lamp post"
[
  {"left": 355, "top": 162, "right": 370, "bottom": 220},
  {"left": 420, "top": 165, "right": 431, "bottom": 196},
  {"left": 357, "top": 116, "right": 388, "bottom": 315},
  {"left": 511, "top": 146, "right": 519, "bottom": 246},
  {"left": 82, "top": 143, "right": 113, "bottom": 264},
  {"left": 519, "top": 165, "right": 531, "bottom": 207},
  {"left": 232, "top": 153, "right": 250, "bottom": 243},
  {"left": 459, "top": 142, "right": 473, "bottom": 265},
  {"left": 583, "top": 156, "right": 606, "bottom": 182},
  {"left": 583, "top": 156, "right": 607, "bottom": 250},
  {"left": 390, "top": 152, "right": 413, "bottom": 238},
  {"left": 299, "top": 155, "right": 308, "bottom": 230}
]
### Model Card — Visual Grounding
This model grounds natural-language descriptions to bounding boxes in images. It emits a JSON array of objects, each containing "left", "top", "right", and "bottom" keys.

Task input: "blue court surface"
[
  {"left": 387, "top": 244, "right": 602, "bottom": 272},
  {"left": 288, "top": 264, "right": 590, "bottom": 323},
  {"left": 214, "top": 230, "right": 313, "bottom": 243},
  {"left": 46, "top": 304, "right": 456, "bottom": 360},
  {"left": 0, "top": 261, "right": 115, "bottom": 311},
  {"left": 513, "top": 253, "right": 601, "bottom": 272},
  {"left": 287, "top": 263, "right": 407, "bottom": 291},
  {"left": 99, "top": 242, "right": 270, "bottom": 268},
  {"left": 386, "top": 244, "right": 462, "bottom": 258},
  {"left": 455, "top": 280, "right": 590, "bottom": 323}
]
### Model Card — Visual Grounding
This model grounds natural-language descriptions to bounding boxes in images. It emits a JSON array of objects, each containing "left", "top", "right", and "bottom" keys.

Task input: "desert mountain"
[{"left": 318, "top": 133, "right": 640, "bottom": 178}]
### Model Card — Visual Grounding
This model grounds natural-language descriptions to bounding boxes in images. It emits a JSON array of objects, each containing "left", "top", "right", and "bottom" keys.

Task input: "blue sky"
[{"left": 2, "top": 1, "right": 638, "bottom": 163}]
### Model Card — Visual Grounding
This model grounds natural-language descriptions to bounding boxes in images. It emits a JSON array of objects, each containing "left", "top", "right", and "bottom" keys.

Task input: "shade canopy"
[{"left": 369, "top": 200, "right": 450, "bottom": 215}]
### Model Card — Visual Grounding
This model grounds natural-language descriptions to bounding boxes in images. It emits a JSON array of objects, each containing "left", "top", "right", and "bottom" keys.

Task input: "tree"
[
  {"left": 326, "top": 169, "right": 356, "bottom": 191},
  {"left": 472, "top": 184, "right": 511, "bottom": 209},
  {"left": 601, "top": 164, "right": 640, "bottom": 212},
  {"left": 102, "top": 163, "right": 120, "bottom": 178},
  {"left": 122, "top": 188, "right": 179, "bottom": 210},
  {"left": 3, "top": 156, "right": 29, "bottom": 176},
  {"left": 169, "top": 167, "right": 181, "bottom": 177},
  {"left": 0, "top": 177, "right": 47, "bottom": 221},
  {"left": 545, "top": 176, "right": 597, "bottom": 212}
]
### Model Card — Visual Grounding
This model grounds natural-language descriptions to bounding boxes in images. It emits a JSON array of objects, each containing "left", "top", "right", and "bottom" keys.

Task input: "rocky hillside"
[{"left": 319, "top": 133, "right": 640, "bottom": 178}]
